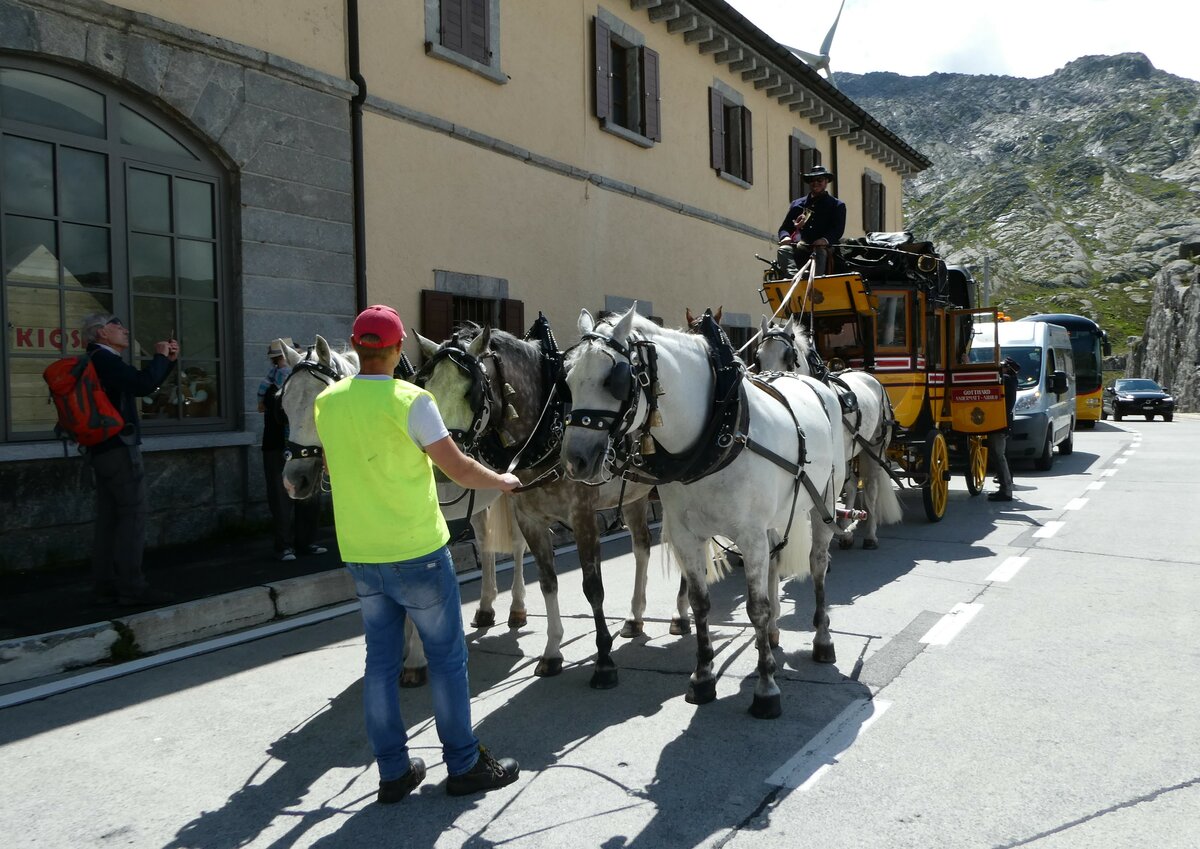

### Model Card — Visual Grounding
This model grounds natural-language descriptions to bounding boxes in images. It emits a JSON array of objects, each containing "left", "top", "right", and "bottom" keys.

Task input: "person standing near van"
[
  {"left": 989, "top": 357, "right": 1020, "bottom": 502},
  {"left": 314, "top": 305, "right": 522, "bottom": 803}
]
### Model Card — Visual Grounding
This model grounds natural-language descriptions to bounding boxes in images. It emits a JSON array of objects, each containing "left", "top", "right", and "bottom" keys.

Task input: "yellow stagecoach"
[{"left": 760, "top": 237, "right": 1007, "bottom": 521}]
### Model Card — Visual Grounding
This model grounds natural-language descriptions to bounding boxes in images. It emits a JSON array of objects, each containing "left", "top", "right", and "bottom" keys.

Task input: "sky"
[{"left": 725, "top": 0, "right": 1200, "bottom": 83}]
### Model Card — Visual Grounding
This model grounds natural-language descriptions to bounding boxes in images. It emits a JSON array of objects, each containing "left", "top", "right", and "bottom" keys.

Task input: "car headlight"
[
  {"left": 1162, "top": 396, "right": 1174, "bottom": 403},
  {"left": 1117, "top": 394, "right": 1134, "bottom": 402},
  {"left": 1014, "top": 390, "right": 1040, "bottom": 412}
]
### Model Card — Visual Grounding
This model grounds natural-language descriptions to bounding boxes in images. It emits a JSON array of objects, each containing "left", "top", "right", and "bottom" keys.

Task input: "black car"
[{"left": 1102, "top": 378, "right": 1175, "bottom": 421}]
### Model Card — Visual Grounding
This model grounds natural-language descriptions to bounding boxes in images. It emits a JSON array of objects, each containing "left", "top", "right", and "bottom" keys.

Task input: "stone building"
[{"left": 0, "top": 0, "right": 928, "bottom": 572}]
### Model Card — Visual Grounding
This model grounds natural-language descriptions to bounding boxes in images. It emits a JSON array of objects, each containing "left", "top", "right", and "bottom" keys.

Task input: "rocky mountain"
[{"left": 838, "top": 54, "right": 1200, "bottom": 363}]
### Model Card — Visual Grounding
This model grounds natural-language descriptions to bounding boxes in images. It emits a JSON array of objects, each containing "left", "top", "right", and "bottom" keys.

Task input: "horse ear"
[
  {"left": 783, "top": 315, "right": 796, "bottom": 334},
  {"left": 280, "top": 338, "right": 303, "bottom": 368},
  {"left": 578, "top": 309, "right": 594, "bottom": 336},
  {"left": 467, "top": 326, "right": 492, "bottom": 356},
  {"left": 714, "top": 306, "right": 723, "bottom": 324},
  {"left": 611, "top": 304, "right": 637, "bottom": 349},
  {"left": 685, "top": 307, "right": 696, "bottom": 327},
  {"left": 417, "top": 333, "right": 439, "bottom": 359},
  {"left": 314, "top": 334, "right": 332, "bottom": 364},
  {"left": 760, "top": 315, "right": 770, "bottom": 335}
]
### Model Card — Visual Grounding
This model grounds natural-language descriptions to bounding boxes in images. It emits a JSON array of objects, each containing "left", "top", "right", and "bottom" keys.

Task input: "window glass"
[
  {"left": 9, "top": 356, "right": 60, "bottom": 432},
  {"left": 2, "top": 135, "right": 55, "bottom": 216},
  {"left": 3, "top": 215, "right": 57, "bottom": 285},
  {"left": 119, "top": 106, "right": 195, "bottom": 159},
  {"left": 999, "top": 346, "right": 1042, "bottom": 389},
  {"left": 0, "top": 69, "right": 105, "bottom": 138},
  {"left": 876, "top": 294, "right": 907, "bottom": 347},
  {"left": 129, "top": 233, "right": 172, "bottom": 294},
  {"left": 178, "top": 361, "right": 218, "bottom": 418},
  {"left": 63, "top": 289, "right": 112, "bottom": 348},
  {"left": 180, "top": 300, "right": 218, "bottom": 359},
  {"left": 6, "top": 284, "right": 59, "bottom": 354},
  {"left": 61, "top": 223, "right": 110, "bottom": 289},
  {"left": 131, "top": 295, "right": 175, "bottom": 358},
  {"left": 59, "top": 147, "right": 108, "bottom": 222},
  {"left": 178, "top": 240, "right": 215, "bottom": 299},
  {"left": 175, "top": 179, "right": 213, "bottom": 238},
  {"left": 128, "top": 168, "right": 171, "bottom": 232}
]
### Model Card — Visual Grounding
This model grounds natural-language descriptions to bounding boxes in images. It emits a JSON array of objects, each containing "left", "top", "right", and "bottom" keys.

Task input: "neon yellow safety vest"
[{"left": 314, "top": 378, "right": 449, "bottom": 563}]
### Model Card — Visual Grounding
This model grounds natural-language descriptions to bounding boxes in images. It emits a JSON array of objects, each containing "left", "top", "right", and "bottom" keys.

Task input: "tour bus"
[
  {"left": 970, "top": 320, "right": 1076, "bottom": 470},
  {"left": 1018, "top": 313, "right": 1111, "bottom": 428}
]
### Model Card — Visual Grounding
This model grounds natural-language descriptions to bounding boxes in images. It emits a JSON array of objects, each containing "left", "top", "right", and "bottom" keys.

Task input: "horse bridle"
[
  {"left": 564, "top": 332, "right": 660, "bottom": 465},
  {"left": 281, "top": 353, "right": 347, "bottom": 462},
  {"left": 412, "top": 343, "right": 502, "bottom": 458},
  {"left": 757, "top": 327, "right": 800, "bottom": 372}
]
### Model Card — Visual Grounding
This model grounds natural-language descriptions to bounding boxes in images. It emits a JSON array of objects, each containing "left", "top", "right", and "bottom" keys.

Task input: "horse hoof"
[
  {"left": 811, "top": 642, "right": 837, "bottom": 664},
  {"left": 685, "top": 678, "right": 717, "bottom": 705},
  {"left": 670, "top": 617, "right": 692, "bottom": 636},
  {"left": 507, "top": 611, "right": 527, "bottom": 629},
  {"left": 471, "top": 610, "right": 496, "bottom": 629},
  {"left": 838, "top": 536, "right": 854, "bottom": 550},
  {"left": 590, "top": 664, "right": 619, "bottom": 690},
  {"left": 749, "top": 693, "right": 782, "bottom": 719},
  {"left": 863, "top": 539, "right": 879, "bottom": 550},
  {"left": 619, "top": 620, "right": 644, "bottom": 638},
  {"left": 768, "top": 630, "right": 781, "bottom": 650},
  {"left": 535, "top": 657, "right": 563, "bottom": 677},
  {"left": 399, "top": 666, "right": 428, "bottom": 688}
]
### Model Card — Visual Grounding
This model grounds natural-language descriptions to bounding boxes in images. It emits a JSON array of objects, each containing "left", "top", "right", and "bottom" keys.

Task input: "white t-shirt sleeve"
[{"left": 408, "top": 393, "right": 451, "bottom": 448}]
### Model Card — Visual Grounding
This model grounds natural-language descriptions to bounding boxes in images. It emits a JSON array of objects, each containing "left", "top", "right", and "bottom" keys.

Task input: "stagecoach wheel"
[
  {"left": 921, "top": 430, "right": 949, "bottom": 522},
  {"left": 966, "top": 436, "right": 987, "bottom": 496}
]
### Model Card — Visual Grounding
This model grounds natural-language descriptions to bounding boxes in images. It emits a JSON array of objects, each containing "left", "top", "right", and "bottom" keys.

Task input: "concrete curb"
[{"left": 0, "top": 540, "right": 484, "bottom": 688}]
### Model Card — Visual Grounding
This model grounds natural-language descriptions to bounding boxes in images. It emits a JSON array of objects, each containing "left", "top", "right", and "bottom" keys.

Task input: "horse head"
[
  {"left": 756, "top": 314, "right": 813, "bottom": 376},
  {"left": 279, "top": 334, "right": 359, "bottom": 500}
]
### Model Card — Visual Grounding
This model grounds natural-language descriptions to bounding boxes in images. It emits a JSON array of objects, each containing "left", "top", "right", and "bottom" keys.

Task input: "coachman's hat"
[{"left": 803, "top": 165, "right": 835, "bottom": 182}]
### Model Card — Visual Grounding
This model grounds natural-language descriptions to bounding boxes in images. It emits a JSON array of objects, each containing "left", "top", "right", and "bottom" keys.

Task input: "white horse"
[
  {"left": 756, "top": 315, "right": 904, "bottom": 550},
  {"left": 562, "top": 307, "right": 844, "bottom": 718},
  {"left": 417, "top": 324, "right": 687, "bottom": 688},
  {"left": 275, "top": 336, "right": 519, "bottom": 687}
]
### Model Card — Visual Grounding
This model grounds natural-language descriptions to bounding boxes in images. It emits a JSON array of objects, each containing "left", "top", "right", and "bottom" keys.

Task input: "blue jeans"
[{"left": 346, "top": 546, "right": 479, "bottom": 781}]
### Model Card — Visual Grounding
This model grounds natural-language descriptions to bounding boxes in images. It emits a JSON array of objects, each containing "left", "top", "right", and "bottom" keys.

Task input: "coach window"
[
  {"left": 709, "top": 80, "right": 752, "bottom": 187},
  {"left": 0, "top": 62, "right": 229, "bottom": 442},
  {"left": 425, "top": 0, "right": 507, "bottom": 85},
  {"left": 875, "top": 293, "right": 908, "bottom": 350},
  {"left": 593, "top": 10, "right": 661, "bottom": 147}
]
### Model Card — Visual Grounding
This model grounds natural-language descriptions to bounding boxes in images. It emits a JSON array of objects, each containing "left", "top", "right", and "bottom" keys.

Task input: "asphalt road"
[{"left": 2, "top": 417, "right": 1198, "bottom": 849}]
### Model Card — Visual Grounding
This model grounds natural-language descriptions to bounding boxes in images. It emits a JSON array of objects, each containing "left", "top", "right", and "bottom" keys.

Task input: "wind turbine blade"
[
  {"left": 785, "top": 45, "right": 826, "bottom": 67},
  {"left": 819, "top": 0, "right": 846, "bottom": 58}
]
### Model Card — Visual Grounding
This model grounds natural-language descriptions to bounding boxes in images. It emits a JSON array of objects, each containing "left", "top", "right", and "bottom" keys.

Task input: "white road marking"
[
  {"left": 1034, "top": 521, "right": 1064, "bottom": 539},
  {"left": 988, "top": 556, "right": 1029, "bottom": 582},
  {"left": 1101, "top": 469, "right": 1117, "bottom": 477},
  {"left": 1113, "top": 458, "right": 1127, "bottom": 464},
  {"left": 919, "top": 602, "right": 984, "bottom": 646},
  {"left": 766, "top": 698, "right": 892, "bottom": 790},
  {"left": 1064, "top": 498, "right": 1088, "bottom": 511},
  {"left": 1087, "top": 481, "right": 1106, "bottom": 491}
]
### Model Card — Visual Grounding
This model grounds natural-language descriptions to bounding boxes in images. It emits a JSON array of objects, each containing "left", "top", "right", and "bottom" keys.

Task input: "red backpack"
[{"left": 42, "top": 354, "right": 125, "bottom": 447}]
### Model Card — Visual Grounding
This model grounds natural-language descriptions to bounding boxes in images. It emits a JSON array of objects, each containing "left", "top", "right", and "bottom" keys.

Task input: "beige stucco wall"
[{"left": 112, "top": 0, "right": 346, "bottom": 79}]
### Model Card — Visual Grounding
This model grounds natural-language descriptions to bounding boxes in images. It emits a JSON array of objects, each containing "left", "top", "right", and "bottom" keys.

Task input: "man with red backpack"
[{"left": 80, "top": 312, "right": 178, "bottom": 606}]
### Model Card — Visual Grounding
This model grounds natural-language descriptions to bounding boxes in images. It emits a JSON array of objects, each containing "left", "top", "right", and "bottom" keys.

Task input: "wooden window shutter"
[
  {"left": 440, "top": 0, "right": 465, "bottom": 54},
  {"left": 499, "top": 298, "right": 524, "bottom": 336},
  {"left": 641, "top": 47, "right": 661, "bottom": 141},
  {"left": 594, "top": 18, "right": 611, "bottom": 120},
  {"left": 741, "top": 107, "right": 753, "bottom": 184},
  {"left": 789, "top": 136, "right": 801, "bottom": 198},
  {"left": 465, "top": 0, "right": 489, "bottom": 64},
  {"left": 709, "top": 88, "right": 725, "bottom": 171},
  {"left": 862, "top": 174, "right": 872, "bottom": 232},
  {"left": 421, "top": 290, "right": 455, "bottom": 351},
  {"left": 878, "top": 183, "right": 887, "bottom": 230}
]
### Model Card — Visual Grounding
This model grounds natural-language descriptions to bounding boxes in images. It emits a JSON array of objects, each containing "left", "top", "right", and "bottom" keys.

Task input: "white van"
[{"left": 969, "top": 320, "right": 1076, "bottom": 470}]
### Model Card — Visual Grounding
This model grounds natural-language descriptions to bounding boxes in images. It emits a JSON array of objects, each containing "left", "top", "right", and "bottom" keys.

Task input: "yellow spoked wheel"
[
  {"left": 921, "top": 429, "right": 949, "bottom": 522},
  {"left": 966, "top": 435, "right": 988, "bottom": 496}
]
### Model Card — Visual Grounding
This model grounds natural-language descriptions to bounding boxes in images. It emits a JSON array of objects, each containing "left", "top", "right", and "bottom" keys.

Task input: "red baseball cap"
[{"left": 351, "top": 305, "right": 406, "bottom": 348}]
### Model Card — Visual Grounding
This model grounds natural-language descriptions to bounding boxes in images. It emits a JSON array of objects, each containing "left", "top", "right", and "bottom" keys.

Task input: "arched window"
[{"left": 0, "top": 60, "right": 230, "bottom": 441}]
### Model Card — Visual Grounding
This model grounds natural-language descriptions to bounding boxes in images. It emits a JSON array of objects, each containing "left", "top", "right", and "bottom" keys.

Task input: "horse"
[
  {"left": 561, "top": 306, "right": 844, "bottom": 718},
  {"left": 416, "top": 322, "right": 687, "bottom": 688},
  {"left": 755, "top": 314, "right": 904, "bottom": 549},
  {"left": 274, "top": 335, "right": 518, "bottom": 687}
]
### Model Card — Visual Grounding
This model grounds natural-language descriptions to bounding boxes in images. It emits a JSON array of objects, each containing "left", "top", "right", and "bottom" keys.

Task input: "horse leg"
[
  {"left": 470, "top": 509, "right": 498, "bottom": 629},
  {"left": 400, "top": 616, "right": 428, "bottom": 688},
  {"left": 667, "top": 521, "right": 716, "bottom": 705},
  {"left": 738, "top": 533, "right": 782, "bottom": 719},
  {"left": 513, "top": 510, "right": 564, "bottom": 677},
  {"left": 809, "top": 508, "right": 838, "bottom": 664},
  {"left": 767, "top": 531, "right": 781, "bottom": 649},
  {"left": 506, "top": 532, "right": 529, "bottom": 628},
  {"left": 837, "top": 460, "right": 859, "bottom": 550},
  {"left": 619, "top": 497, "right": 651, "bottom": 638},
  {"left": 669, "top": 575, "right": 691, "bottom": 636},
  {"left": 572, "top": 506, "right": 618, "bottom": 689}
]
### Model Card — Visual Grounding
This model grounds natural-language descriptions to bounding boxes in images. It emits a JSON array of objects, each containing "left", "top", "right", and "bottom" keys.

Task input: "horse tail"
[
  {"left": 864, "top": 457, "right": 904, "bottom": 526},
  {"left": 659, "top": 510, "right": 677, "bottom": 580},
  {"left": 774, "top": 516, "right": 815, "bottom": 580},
  {"left": 706, "top": 538, "right": 735, "bottom": 583},
  {"left": 479, "top": 495, "right": 517, "bottom": 555}
]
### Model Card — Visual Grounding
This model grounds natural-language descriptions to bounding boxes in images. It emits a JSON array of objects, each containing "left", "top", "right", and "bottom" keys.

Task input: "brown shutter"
[
  {"left": 789, "top": 136, "right": 801, "bottom": 199},
  {"left": 465, "top": 0, "right": 489, "bottom": 64},
  {"left": 594, "top": 17, "right": 611, "bottom": 120},
  {"left": 862, "top": 173, "right": 872, "bottom": 232},
  {"left": 421, "top": 290, "right": 454, "bottom": 351},
  {"left": 499, "top": 298, "right": 524, "bottom": 336},
  {"left": 709, "top": 88, "right": 725, "bottom": 171},
  {"left": 742, "top": 107, "right": 753, "bottom": 184},
  {"left": 641, "top": 47, "right": 661, "bottom": 141},
  {"left": 440, "top": 0, "right": 464, "bottom": 53},
  {"left": 878, "top": 182, "right": 887, "bottom": 230}
]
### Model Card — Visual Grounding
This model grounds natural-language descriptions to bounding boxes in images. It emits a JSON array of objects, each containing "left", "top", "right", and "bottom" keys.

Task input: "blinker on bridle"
[
  {"left": 413, "top": 342, "right": 520, "bottom": 456},
  {"left": 565, "top": 333, "right": 664, "bottom": 457},
  {"left": 282, "top": 351, "right": 347, "bottom": 462}
]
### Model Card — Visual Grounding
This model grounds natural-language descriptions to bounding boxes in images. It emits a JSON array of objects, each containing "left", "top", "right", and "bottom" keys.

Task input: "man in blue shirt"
[{"left": 776, "top": 165, "right": 846, "bottom": 277}]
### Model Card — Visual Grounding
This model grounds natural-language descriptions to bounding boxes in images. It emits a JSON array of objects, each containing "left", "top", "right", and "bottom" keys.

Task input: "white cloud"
[{"left": 725, "top": 0, "right": 1200, "bottom": 82}]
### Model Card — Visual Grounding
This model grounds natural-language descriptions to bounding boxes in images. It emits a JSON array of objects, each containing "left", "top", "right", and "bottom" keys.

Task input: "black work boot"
[
  {"left": 446, "top": 745, "right": 519, "bottom": 796},
  {"left": 378, "top": 758, "right": 426, "bottom": 804}
]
